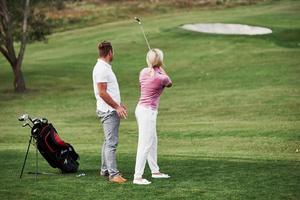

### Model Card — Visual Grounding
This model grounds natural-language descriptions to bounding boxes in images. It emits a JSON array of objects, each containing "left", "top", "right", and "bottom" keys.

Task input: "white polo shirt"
[{"left": 92, "top": 59, "right": 121, "bottom": 112}]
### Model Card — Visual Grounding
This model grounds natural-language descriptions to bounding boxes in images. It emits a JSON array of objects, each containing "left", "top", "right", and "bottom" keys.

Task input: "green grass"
[{"left": 0, "top": 0, "right": 300, "bottom": 199}]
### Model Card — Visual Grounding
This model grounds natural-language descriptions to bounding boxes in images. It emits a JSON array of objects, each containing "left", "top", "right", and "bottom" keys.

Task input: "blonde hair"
[
  {"left": 146, "top": 49, "right": 163, "bottom": 76},
  {"left": 146, "top": 49, "right": 164, "bottom": 68}
]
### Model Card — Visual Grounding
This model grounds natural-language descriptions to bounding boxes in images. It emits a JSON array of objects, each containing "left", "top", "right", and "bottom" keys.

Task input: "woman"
[{"left": 133, "top": 49, "right": 172, "bottom": 185}]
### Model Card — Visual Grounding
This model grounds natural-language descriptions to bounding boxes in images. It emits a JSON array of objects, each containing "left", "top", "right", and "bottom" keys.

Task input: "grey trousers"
[{"left": 97, "top": 110, "right": 120, "bottom": 178}]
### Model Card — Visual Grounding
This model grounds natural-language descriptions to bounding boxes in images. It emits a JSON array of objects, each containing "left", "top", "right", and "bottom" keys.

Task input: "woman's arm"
[{"left": 159, "top": 66, "right": 172, "bottom": 88}]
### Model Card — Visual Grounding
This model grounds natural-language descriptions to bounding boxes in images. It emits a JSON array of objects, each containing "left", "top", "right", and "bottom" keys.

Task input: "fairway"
[{"left": 0, "top": 0, "right": 300, "bottom": 199}]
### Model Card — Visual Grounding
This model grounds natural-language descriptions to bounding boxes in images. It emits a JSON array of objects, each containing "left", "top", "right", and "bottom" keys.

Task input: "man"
[{"left": 92, "top": 41, "right": 128, "bottom": 183}]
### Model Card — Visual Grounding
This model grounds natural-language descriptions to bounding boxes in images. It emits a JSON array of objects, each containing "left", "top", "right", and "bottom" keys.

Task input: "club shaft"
[{"left": 139, "top": 25, "right": 151, "bottom": 50}]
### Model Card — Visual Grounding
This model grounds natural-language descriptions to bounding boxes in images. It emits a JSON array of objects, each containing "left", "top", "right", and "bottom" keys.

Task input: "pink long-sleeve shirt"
[{"left": 138, "top": 67, "right": 172, "bottom": 110}]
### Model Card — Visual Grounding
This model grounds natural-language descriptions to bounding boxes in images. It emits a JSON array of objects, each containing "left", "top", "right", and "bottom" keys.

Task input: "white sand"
[{"left": 181, "top": 23, "right": 272, "bottom": 35}]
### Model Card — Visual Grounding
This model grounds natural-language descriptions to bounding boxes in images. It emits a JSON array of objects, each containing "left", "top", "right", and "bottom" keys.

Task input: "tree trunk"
[
  {"left": 12, "top": 64, "right": 26, "bottom": 92},
  {"left": 12, "top": 0, "right": 30, "bottom": 93},
  {"left": 0, "top": 0, "right": 30, "bottom": 93}
]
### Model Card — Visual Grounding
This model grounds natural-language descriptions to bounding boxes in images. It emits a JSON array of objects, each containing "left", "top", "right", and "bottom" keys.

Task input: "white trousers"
[{"left": 134, "top": 105, "right": 160, "bottom": 179}]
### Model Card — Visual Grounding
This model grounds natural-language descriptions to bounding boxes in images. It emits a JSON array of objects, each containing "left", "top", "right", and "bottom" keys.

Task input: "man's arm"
[{"left": 98, "top": 82, "right": 128, "bottom": 119}]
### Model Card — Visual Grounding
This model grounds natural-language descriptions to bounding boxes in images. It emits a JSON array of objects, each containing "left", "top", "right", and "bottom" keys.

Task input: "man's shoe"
[
  {"left": 119, "top": 176, "right": 127, "bottom": 182},
  {"left": 109, "top": 175, "right": 127, "bottom": 183},
  {"left": 133, "top": 178, "right": 151, "bottom": 185},
  {"left": 152, "top": 173, "right": 170, "bottom": 178},
  {"left": 99, "top": 171, "right": 109, "bottom": 177}
]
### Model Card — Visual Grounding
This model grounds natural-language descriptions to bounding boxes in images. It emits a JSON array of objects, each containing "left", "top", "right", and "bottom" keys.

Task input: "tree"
[{"left": 0, "top": 0, "right": 51, "bottom": 93}]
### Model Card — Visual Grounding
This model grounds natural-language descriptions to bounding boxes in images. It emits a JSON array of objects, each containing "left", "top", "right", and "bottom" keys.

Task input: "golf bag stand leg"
[{"left": 20, "top": 135, "right": 33, "bottom": 179}]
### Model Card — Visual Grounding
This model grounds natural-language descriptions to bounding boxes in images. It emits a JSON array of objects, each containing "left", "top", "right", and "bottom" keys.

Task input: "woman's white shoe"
[
  {"left": 133, "top": 179, "right": 152, "bottom": 185},
  {"left": 152, "top": 173, "right": 170, "bottom": 178}
]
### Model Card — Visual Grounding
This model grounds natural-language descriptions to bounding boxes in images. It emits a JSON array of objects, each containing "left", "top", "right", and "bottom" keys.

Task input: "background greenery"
[{"left": 0, "top": 0, "right": 299, "bottom": 199}]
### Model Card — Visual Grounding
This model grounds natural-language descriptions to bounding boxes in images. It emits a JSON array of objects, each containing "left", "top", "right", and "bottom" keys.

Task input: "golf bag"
[
  {"left": 19, "top": 114, "right": 79, "bottom": 173},
  {"left": 33, "top": 121, "right": 79, "bottom": 173}
]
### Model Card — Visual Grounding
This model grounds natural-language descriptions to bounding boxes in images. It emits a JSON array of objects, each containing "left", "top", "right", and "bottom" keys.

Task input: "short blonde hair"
[{"left": 146, "top": 48, "right": 164, "bottom": 68}]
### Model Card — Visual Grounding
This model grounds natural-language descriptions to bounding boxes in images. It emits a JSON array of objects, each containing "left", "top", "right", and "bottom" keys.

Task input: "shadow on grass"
[
  {"left": 0, "top": 150, "right": 299, "bottom": 199},
  {"left": 262, "top": 28, "right": 300, "bottom": 49}
]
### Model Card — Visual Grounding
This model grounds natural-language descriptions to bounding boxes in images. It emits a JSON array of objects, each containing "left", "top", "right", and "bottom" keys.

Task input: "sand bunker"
[{"left": 181, "top": 23, "right": 272, "bottom": 35}]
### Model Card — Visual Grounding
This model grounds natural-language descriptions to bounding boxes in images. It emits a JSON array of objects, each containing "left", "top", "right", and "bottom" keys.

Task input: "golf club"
[
  {"left": 19, "top": 113, "right": 33, "bottom": 124},
  {"left": 22, "top": 122, "right": 32, "bottom": 128},
  {"left": 18, "top": 114, "right": 29, "bottom": 121},
  {"left": 134, "top": 17, "right": 151, "bottom": 50}
]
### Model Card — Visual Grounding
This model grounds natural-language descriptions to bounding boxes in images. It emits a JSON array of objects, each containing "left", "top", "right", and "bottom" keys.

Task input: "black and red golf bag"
[{"left": 31, "top": 118, "right": 79, "bottom": 173}]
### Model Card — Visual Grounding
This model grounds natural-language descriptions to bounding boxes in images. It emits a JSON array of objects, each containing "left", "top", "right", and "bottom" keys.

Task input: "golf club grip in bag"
[{"left": 35, "top": 123, "right": 79, "bottom": 173}]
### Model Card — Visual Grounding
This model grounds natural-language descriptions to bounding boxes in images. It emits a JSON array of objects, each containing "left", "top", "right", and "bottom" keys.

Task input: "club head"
[
  {"left": 33, "top": 120, "right": 41, "bottom": 126},
  {"left": 32, "top": 118, "right": 38, "bottom": 122},
  {"left": 134, "top": 17, "right": 141, "bottom": 24},
  {"left": 22, "top": 123, "right": 30, "bottom": 127},
  {"left": 32, "top": 128, "right": 40, "bottom": 136},
  {"left": 41, "top": 118, "right": 48, "bottom": 124},
  {"left": 18, "top": 114, "right": 29, "bottom": 121}
]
